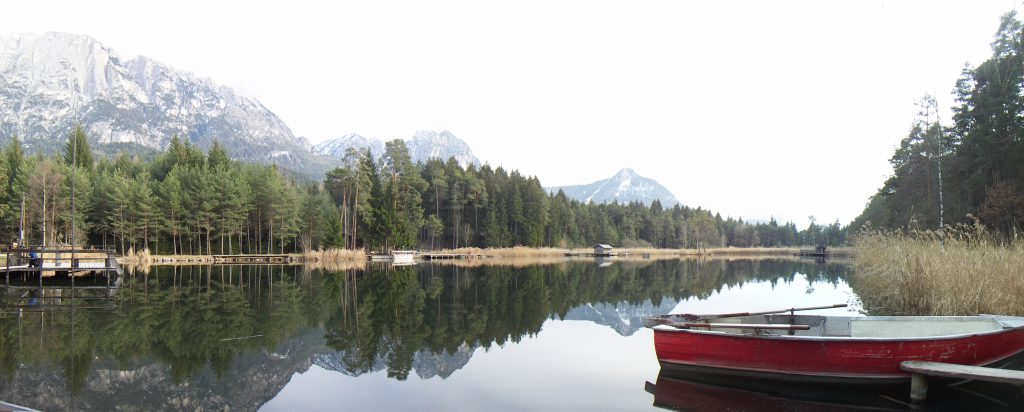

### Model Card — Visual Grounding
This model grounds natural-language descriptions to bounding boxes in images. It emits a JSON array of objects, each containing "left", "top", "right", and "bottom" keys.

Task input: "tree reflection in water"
[{"left": 0, "top": 259, "right": 850, "bottom": 402}]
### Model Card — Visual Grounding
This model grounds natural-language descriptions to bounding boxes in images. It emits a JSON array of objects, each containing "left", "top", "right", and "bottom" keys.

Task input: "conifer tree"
[{"left": 64, "top": 124, "right": 94, "bottom": 170}]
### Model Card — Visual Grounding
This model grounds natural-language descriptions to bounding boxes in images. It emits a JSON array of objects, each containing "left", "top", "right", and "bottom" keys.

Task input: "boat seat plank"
[
  {"left": 851, "top": 319, "right": 1001, "bottom": 338},
  {"left": 901, "top": 361, "right": 1024, "bottom": 384},
  {"left": 822, "top": 317, "right": 852, "bottom": 337}
]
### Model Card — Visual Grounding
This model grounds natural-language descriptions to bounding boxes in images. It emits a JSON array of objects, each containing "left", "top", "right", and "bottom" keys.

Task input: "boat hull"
[{"left": 654, "top": 323, "right": 1024, "bottom": 381}]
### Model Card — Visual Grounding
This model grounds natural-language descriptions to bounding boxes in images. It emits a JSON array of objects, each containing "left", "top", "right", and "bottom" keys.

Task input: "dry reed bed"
[
  {"left": 135, "top": 247, "right": 365, "bottom": 266},
  {"left": 303, "top": 248, "right": 367, "bottom": 271},
  {"left": 853, "top": 227, "right": 1024, "bottom": 316},
  {"left": 127, "top": 246, "right": 805, "bottom": 272},
  {"left": 433, "top": 246, "right": 802, "bottom": 258},
  {"left": 422, "top": 256, "right": 575, "bottom": 268},
  {"left": 425, "top": 254, "right": 811, "bottom": 268},
  {"left": 438, "top": 246, "right": 570, "bottom": 258}
]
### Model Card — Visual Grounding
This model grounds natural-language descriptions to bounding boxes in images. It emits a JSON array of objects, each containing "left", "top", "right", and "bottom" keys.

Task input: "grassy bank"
[{"left": 853, "top": 226, "right": 1024, "bottom": 316}]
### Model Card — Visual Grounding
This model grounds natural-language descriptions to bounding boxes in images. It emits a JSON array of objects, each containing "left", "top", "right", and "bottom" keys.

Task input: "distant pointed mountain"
[
  {"left": 0, "top": 32, "right": 331, "bottom": 177},
  {"left": 312, "top": 133, "right": 385, "bottom": 159},
  {"left": 313, "top": 130, "right": 480, "bottom": 168},
  {"left": 546, "top": 168, "right": 681, "bottom": 206}
]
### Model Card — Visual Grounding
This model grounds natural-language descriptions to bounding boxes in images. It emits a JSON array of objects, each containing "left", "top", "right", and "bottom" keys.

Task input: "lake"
[{"left": 0, "top": 258, "right": 1020, "bottom": 411}]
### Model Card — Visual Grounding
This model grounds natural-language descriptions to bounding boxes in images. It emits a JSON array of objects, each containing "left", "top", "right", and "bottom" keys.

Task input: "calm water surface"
[{"left": 0, "top": 258, "right": 1019, "bottom": 411}]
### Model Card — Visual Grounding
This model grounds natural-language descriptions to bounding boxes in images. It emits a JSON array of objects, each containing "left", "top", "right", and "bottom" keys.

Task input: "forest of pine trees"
[
  {"left": 851, "top": 11, "right": 1024, "bottom": 237},
  {"left": 0, "top": 128, "right": 840, "bottom": 254}
]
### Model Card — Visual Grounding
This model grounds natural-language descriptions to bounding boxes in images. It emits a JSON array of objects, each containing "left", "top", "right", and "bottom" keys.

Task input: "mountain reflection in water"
[{"left": 0, "top": 259, "right": 854, "bottom": 411}]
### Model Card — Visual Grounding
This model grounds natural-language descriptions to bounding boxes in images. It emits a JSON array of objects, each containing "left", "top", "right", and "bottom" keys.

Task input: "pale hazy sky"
[{"left": 3, "top": 1, "right": 1019, "bottom": 226}]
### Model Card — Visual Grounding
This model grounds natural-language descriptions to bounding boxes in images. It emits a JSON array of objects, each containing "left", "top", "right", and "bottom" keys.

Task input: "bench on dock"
[{"left": 900, "top": 360, "right": 1024, "bottom": 402}]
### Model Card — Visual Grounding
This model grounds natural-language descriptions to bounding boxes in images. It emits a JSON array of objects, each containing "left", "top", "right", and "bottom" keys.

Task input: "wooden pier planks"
[{"left": 901, "top": 360, "right": 1024, "bottom": 402}]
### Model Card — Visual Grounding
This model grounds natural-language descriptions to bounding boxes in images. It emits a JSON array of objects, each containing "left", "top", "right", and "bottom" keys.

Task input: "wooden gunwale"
[{"left": 654, "top": 315, "right": 1024, "bottom": 342}]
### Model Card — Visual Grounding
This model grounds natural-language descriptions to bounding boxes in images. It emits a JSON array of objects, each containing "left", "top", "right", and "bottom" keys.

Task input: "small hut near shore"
[{"left": 594, "top": 244, "right": 613, "bottom": 256}]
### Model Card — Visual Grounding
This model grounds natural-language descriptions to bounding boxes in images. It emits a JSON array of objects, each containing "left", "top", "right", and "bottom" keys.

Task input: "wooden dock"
[
  {"left": 563, "top": 251, "right": 621, "bottom": 257},
  {"left": 795, "top": 251, "right": 829, "bottom": 257},
  {"left": 3, "top": 247, "right": 122, "bottom": 278},
  {"left": 901, "top": 360, "right": 1024, "bottom": 402},
  {"left": 796, "top": 245, "right": 831, "bottom": 258},
  {"left": 3, "top": 247, "right": 123, "bottom": 312}
]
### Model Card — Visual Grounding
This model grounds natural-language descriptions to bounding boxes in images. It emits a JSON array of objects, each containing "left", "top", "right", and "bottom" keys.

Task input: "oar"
[
  {"left": 697, "top": 303, "right": 848, "bottom": 321},
  {"left": 681, "top": 322, "right": 811, "bottom": 330},
  {"left": 648, "top": 303, "right": 847, "bottom": 325}
]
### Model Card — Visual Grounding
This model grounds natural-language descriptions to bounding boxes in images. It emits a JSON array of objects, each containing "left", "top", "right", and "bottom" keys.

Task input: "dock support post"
[{"left": 910, "top": 372, "right": 928, "bottom": 402}]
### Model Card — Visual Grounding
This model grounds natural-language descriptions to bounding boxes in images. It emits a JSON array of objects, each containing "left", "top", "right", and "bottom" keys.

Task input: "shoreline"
[{"left": 119, "top": 246, "right": 853, "bottom": 266}]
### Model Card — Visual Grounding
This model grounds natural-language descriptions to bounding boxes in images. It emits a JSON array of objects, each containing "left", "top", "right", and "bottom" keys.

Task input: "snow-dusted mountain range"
[
  {"left": 313, "top": 130, "right": 480, "bottom": 168},
  {"left": 547, "top": 168, "right": 681, "bottom": 206},
  {"left": 0, "top": 32, "right": 334, "bottom": 175},
  {"left": 0, "top": 31, "right": 681, "bottom": 202},
  {"left": 313, "top": 340, "right": 476, "bottom": 380},
  {"left": 0, "top": 32, "right": 487, "bottom": 178}
]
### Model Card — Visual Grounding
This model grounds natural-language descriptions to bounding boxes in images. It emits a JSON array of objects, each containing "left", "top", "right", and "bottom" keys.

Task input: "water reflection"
[
  {"left": 0, "top": 259, "right": 853, "bottom": 411},
  {"left": 647, "top": 360, "right": 1024, "bottom": 412},
  {"left": 646, "top": 371, "right": 890, "bottom": 412}
]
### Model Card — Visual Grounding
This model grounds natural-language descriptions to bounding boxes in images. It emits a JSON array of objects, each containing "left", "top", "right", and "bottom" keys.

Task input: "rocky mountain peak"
[
  {"left": 0, "top": 32, "right": 331, "bottom": 176},
  {"left": 314, "top": 130, "right": 480, "bottom": 168},
  {"left": 613, "top": 167, "right": 638, "bottom": 180},
  {"left": 411, "top": 129, "right": 457, "bottom": 144},
  {"left": 0, "top": 32, "right": 123, "bottom": 99},
  {"left": 407, "top": 130, "right": 479, "bottom": 167}
]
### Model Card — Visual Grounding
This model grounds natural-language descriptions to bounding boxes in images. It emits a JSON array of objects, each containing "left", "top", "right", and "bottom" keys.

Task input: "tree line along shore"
[
  {"left": 0, "top": 127, "right": 842, "bottom": 258},
  {"left": 124, "top": 245, "right": 839, "bottom": 266}
]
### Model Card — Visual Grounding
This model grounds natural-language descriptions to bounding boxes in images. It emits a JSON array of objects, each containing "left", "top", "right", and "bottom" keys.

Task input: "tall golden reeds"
[
  {"left": 852, "top": 223, "right": 1024, "bottom": 316},
  {"left": 436, "top": 246, "right": 568, "bottom": 258},
  {"left": 122, "top": 247, "right": 152, "bottom": 265}
]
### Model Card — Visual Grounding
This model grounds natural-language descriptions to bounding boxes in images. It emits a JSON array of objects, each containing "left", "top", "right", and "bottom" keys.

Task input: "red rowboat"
[{"left": 648, "top": 312, "right": 1024, "bottom": 382}]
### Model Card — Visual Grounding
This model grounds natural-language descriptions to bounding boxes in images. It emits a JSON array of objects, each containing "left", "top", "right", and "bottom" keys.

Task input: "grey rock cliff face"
[{"left": 0, "top": 32, "right": 329, "bottom": 177}]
